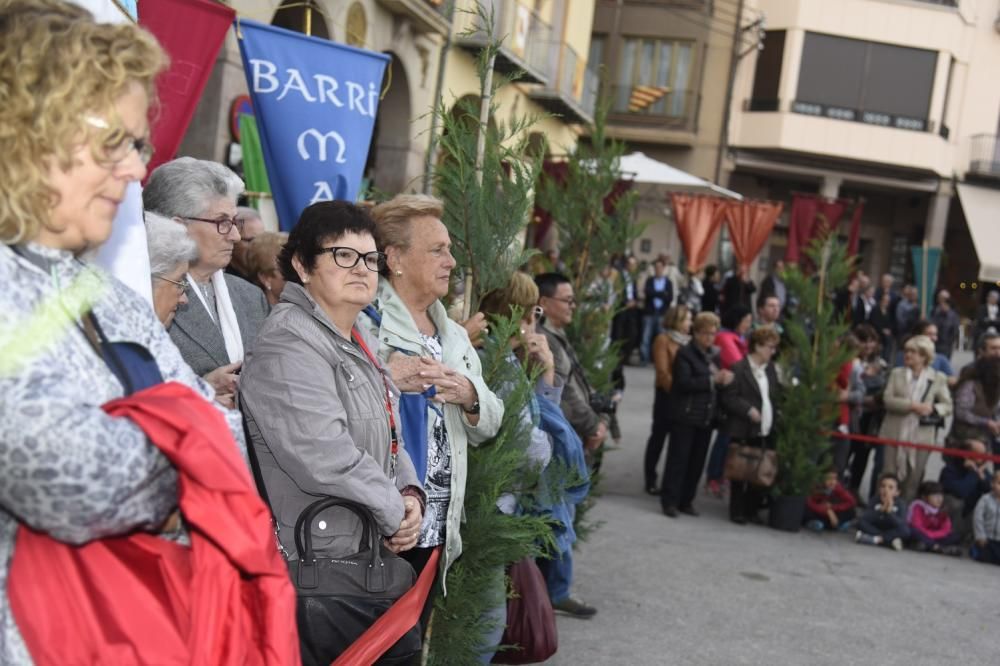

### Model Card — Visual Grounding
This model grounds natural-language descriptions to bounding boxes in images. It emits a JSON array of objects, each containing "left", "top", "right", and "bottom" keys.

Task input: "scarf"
[
  {"left": 188, "top": 269, "right": 244, "bottom": 363},
  {"left": 667, "top": 330, "right": 691, "bottom": 346},
  {"left": 897, "top": 367, "right": 930, "bottom": 472}
]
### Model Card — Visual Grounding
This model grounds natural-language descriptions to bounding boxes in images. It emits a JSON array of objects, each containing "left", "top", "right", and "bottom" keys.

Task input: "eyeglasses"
[
  {"left": 154, "top": 274, "right": 190, "bottom": 294},
  {"left": 85, "top": 115, "right": 155, "bottom": 166},
  {"left": 547, "top": 296, "right": 576, "bottom": 306},
  {"left": 318, "top": 246, "right": 386, "bottom": 272},
  {"left": 903, "top": 347, "right": 918, "bottom": 354},
  {"left": 184, "top": 215, "right": 245, "bottom": 235}
]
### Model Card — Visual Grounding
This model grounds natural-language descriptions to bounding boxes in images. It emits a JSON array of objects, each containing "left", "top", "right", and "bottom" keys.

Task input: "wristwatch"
[{"left": 463, "top": 400, "right": 481, "bottom": 415}]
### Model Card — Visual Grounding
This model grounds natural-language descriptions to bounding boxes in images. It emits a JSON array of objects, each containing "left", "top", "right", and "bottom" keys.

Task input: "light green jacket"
[{"left": 360, "top": 280, "right": 503, "bottom": 592}]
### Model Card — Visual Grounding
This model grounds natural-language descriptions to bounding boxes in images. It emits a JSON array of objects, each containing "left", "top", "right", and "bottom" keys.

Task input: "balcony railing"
[
  {"left": 375, "top": 0, "right": 451, "bottom": 35},
  {"left": 527, "top": 42, "right": 598, "bottom": 125},
  {"left": 607, "top": 84, "right": 698, "bottom": 131},
  {"left": 454, "top": 0, "right": 551, "bottom": 85},
  {"left": 969, "top": 134, "right": 1000, "bottom": 179}
]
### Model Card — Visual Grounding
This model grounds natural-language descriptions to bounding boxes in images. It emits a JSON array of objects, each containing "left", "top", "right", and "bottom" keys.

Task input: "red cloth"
[
  {"left": 670, "top": 194, "right": 728, "bottom": 274},
  {"left": 847, "top": 201, "right": 864, "bottom": 257},
  {"left": 806, "top": 482, "right": 856, "bottom": 515},
  {"left": 909, "top": 501, "right": 953, "bottom": 541},
  {"left": 714, "top": 330, "right": 747, "bottom": 370},
  {"left": 785, "top": 194, "right": 849, "bottom": 264},
  {"left": 8, "top": 382, "right": 299, "bottom": 666},
  {"left": 723, "top": 200, "right": 784, "bottom": 270},
  {"left": 139, "top": 0, "right": 236, "bottom": 175},
  {"left": 836, "top": 361, "right": 853, "bottom": 426}
]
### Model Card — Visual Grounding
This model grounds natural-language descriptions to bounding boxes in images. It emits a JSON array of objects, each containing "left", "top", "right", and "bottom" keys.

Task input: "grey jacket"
[
  {"left": 239, "top": 282, "right": 421, "bottom": 559},
  {"left": 359, "top": 279, "right": 503, "bottom": 592},
  {"left": 169, "top": 272, "right": 269, "bottom": 376},
  {"left": 541, "top": 322, "right": 601, "bottom": 439}
]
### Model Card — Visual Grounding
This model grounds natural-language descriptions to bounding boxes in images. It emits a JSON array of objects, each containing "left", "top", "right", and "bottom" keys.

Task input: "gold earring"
[{"left": 394, "top": 270, "right": 403, "bottom": 277}]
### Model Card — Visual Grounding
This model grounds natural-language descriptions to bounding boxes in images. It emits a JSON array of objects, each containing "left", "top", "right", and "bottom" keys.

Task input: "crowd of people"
[
  {"left": 622, "top": 253, "right": 1000, "bottom": 565},
  {"left": 2, "top": 3, "right": 998, "bottom": 665}
]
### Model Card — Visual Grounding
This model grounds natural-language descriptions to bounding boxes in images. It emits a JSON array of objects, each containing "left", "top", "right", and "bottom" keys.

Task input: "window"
[
  {"left": 615, "top": 37, "right": 695, "bottom": 118},
  {"left": 794, "top": 33, "right": 937, "bottom": 132},
  {"left": 588, "top": 34, "right": 605, "bottom": 79},
  {"left": 749, "top": 30, "right": 785, "bottom": 111}
]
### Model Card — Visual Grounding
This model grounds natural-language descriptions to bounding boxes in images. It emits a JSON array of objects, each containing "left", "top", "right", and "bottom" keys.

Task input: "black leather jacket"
[{"left": 668, "top": 342, "right": 719, "bottom": 428}]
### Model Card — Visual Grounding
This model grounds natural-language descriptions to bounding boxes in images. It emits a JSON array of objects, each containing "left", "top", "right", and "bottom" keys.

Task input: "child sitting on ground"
[
  {"left": 907, "top": 480, "right": 962, "bottom": 556},
  {"left": 805, "top": 469, "right": 856, "bottom": 532},
  {"left": 856, "top": 473, "right": 909, "bottom": 551},
  {"left": 972, "top": 470, "right": 1000, "bottom": 565}
]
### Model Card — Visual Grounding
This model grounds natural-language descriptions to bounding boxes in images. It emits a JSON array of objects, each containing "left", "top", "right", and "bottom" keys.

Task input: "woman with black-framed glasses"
[
  {"left": 143, "top": 157, "right": 270, "bottom": 409},
  {"left": 239, "top": 201, "right": 426, "bottom": 663}
]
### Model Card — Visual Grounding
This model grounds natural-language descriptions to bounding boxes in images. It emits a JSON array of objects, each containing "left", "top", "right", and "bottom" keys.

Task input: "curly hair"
[{"left": 0, "top": 0, "right": 167, "bottom": 243}]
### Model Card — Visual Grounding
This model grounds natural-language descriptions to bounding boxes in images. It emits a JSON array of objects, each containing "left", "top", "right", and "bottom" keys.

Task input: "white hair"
[
  {"left": 142, "top": 156, "right": 244, "bottom": 219},
  {"left": 144, "top": 211, "right": 198, "bottom": 276}
]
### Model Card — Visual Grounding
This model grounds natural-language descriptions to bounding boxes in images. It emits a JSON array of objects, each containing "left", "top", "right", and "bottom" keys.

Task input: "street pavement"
[{"left": 547, "top": 359, "right": 997, "bottom": 666}]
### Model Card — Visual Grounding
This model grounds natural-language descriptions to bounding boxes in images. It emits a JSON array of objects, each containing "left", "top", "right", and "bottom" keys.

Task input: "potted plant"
[{"left": 771, "top": 236, "right": 855, "bottom": 531}]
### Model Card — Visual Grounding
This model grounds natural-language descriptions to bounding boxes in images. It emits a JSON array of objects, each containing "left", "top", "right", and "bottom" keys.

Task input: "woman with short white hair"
[
  {"left": 144, "top": 211, "right": 197, "bottom": 328},
  {"left": 879, "top": 334, "right": 953, "bottom": 500},
  {"left": 143, "top": 157, "right": 270, "bottom": 408}
]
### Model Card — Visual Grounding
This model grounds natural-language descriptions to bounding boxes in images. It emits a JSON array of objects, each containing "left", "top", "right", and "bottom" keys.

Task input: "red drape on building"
[
  {"left": 670, "top": 193, "right": 729, "bottom": 273},
  {"left": 784, "top": 193, "right": 849, "bottom": 263},
  {"left": 723, "top": 200, "right": 784, "bottom": 270},
  {"left": 847, "top": 200, "right": 865, "bottom": 257},
  {"left": 139, "top": 0, "right": 236, "bottom": 175}
]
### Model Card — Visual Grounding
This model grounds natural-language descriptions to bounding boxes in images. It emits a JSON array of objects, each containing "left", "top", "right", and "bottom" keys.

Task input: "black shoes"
[
  {"left": 679, "top": 505, "right": 699, "bottom": 517},
  {"left": 662, "top": 505, "right": 679, "bottom": 518},
  {"left": 552, "top": 596, "right": 598, "bottom": 618}
]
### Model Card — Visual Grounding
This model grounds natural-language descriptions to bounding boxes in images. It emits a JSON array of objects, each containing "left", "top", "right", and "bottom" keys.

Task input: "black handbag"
[
  {"left": 916, "top": 380, "right": 945, "bottom": 429},
  {"left": 291, "top": 497, "right": 421, "bottom": 666}
]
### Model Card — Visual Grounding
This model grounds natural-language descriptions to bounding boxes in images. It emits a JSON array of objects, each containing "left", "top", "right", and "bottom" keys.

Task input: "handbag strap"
[
  {"left": 293, "top": 496, "right": 377, "bottom": 565},
  {"left": 238, "top": 396, "right": 289, "bottom": 560}
]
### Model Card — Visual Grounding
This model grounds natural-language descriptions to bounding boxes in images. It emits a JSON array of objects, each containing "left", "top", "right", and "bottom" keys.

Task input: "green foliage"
[
  {"left": 431, "top": 5, "right": 541, "bottom": 314},
  {"left": 774, "top": 236, "right": 856, "bottom": 497},
  {"left": 428, "top": 313, "right": 555, "bottom": 665}
]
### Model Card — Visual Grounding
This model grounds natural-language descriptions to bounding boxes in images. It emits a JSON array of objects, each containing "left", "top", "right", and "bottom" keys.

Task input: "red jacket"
[
  {"left": 9, "top": 382, "right": 299, "bottom": 665},
  {"left": 908, "top": 500, "right": 953, "bottom": 541},
  {"left": 715, "top": 330, "right": 748, "bottom": 370},
  {"left": 806, "top": 482, "right": 856, "bottom": 515}
]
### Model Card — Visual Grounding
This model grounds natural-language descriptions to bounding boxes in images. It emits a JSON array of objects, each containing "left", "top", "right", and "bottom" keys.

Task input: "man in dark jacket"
[
  {"left": 931, "top": 289, "right": 961, "bottom": 360},
  {"left": 661, "top": 312, "right": 733, "bottom": 517},
  {"left": 640, "top": 258, "right": 673, "bottom": 364},
  {"left": 721, "top": 265, "right": 756, "bottom": 311}
]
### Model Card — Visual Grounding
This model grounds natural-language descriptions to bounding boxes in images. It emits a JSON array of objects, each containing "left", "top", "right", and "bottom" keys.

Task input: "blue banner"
[
  {"left": 236, "top": 19, "right": 389, "bottom": 230},
  {"left": 911, "top": 245, "right": 942, "bottom": 317}
]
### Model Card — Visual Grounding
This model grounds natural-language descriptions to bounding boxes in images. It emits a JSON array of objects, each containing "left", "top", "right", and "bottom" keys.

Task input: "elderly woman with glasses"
[
  {"left": 144, "top": 211, "right": 197, "bottom": 328},
  {"left": 363, "top": 194, "right": 503, "bottom": 596},
  {"left": 143, "top": 157, "right": 270, "bottom": 409},
  {"left": 0, "top": 3, "right": 256, "bottom": 661},
  {"left": 879, "top": 334, "right": 953, "bottom": 500},
  {"left": 239, "top": 201, "right": 425, "bottom": 663}
]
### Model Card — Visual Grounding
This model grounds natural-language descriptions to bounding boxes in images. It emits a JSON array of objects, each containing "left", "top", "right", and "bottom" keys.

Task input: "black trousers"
[
  {"left": 660, "top": 422, "right": 712, "bottom": 509},
  {"left": 728, "top": 436, "right": 773, "bottom": 521},
  {"left": 643, "top": 388, "right": 671, "bottom": 488}
]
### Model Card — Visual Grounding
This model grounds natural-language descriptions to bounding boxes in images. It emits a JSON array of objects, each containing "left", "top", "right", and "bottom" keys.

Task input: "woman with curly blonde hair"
[{"left": 0, "top": 3, "right": 290, "bottom": 663}]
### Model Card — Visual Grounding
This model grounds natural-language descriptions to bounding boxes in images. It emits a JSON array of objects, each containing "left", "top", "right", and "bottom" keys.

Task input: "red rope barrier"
[{"left": 823, "top": 430, "right": 1000, "bottom": 464}]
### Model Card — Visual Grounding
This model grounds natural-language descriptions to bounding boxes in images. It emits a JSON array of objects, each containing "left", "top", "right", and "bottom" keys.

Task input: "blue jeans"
[
  {"left": 537, "top": 547, "right": 573, "bottom": 604},
  {"left": 640, "top": 314, "right": 662, "bottom": 363},
  {"left": 706, "top": 431, "right": 732, "bottom": 483},
  {"left": 477, "top": 567, "right": 507, "bottom": 662}
]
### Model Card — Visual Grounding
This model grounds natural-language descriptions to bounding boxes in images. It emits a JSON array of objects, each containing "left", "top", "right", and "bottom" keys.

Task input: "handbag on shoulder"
[
  {"left": 916, "top": 380, "right": 945, "bottom": 429},
  {"left": 724, "top": 443, "right": 778, "bottom": 487}
]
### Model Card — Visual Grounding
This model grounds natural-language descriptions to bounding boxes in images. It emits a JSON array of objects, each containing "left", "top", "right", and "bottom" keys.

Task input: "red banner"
[
  {"left": 724, "top": 200, "right": 784, "bottom": 270},
  {"left": 670, "top": 194, "right": 728, "bottom": 274},
  {"left": 784, "top": 194, "right": 849, "bottom": 264},
  {"left": 139, "top": 0, "right": 236, "bottom": 174},
  {"left": 847, "top": 201, "right": 865, "bottom": 257}
]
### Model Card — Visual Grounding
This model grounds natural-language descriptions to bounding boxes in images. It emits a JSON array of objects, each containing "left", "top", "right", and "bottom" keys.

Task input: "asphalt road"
[{"left": 546, "top": 360, "right": 997, "bottom": 666}]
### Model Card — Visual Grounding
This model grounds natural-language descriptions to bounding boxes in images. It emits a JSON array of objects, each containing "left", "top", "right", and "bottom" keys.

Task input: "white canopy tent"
[{"left": 617, "top": 152, "right": 743, "bottom": 200}]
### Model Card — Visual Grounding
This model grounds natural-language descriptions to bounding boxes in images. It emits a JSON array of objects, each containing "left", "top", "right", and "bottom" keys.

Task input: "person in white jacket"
[{"left": 972, "top": 470, "right": 1000, "bottom": 565}]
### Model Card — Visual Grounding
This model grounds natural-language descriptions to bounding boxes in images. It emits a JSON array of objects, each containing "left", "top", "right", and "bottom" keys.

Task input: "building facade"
[
  {"left": 727, "top": 0, "right": 1000, "bottom": 304},
  {"left": 586, "top": 0, "right": 744, "bottom": 262}
]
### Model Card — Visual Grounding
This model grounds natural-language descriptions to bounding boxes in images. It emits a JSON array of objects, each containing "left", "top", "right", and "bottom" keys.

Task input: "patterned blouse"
[
  {"left": 415, "top": 333, "right": 451, "bottom": 549},
  {"left": 0, "top": 243, "right": 245, "bottom": 665}
]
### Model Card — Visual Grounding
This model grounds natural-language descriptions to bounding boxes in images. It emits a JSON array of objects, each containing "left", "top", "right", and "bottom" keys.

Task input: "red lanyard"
[{"left": 351, "top": 327, "right": 399, "bottom": 471}]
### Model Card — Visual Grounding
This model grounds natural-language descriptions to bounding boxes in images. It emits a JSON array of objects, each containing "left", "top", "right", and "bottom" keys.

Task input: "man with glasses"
[
  {"left": 226, "top": 206, "right": 266, "bottom": 283},
  {"left": 143, "top": 157, "right": 270, "bottom": 408}
]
